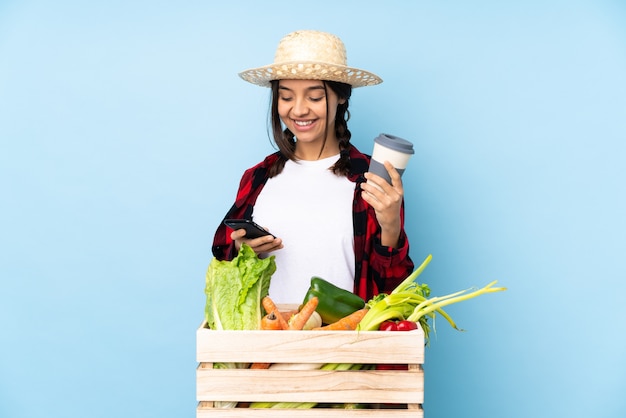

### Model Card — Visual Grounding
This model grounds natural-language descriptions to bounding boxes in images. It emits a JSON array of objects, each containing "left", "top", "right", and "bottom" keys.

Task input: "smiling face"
[{"left": 277, "top": 79, "right": 344, "bottom": 160}]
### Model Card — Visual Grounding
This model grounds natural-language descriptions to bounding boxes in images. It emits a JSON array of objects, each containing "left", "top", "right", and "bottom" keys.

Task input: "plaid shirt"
[{"left": 212, "top": 145, "right": 414, "bottom": 300}]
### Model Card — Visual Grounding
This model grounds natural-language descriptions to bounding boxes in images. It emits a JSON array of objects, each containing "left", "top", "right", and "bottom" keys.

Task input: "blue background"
[{"left": 1, "top": 1, "right": 625, "bottom": 417}]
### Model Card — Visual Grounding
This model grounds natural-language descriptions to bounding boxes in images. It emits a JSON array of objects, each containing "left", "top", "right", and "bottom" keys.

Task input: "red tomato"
[
  {"left": 376, "top": 364, "right": 408, "bottom": 370},
  {"left": 379, "top": 321, "right": 398, "bottom": 331},
  {"left": 376, "top": 320, "right": 409, "bottom": 371},
  {"left": 396, "top": 320, "right": 418, "bottom": 331}
]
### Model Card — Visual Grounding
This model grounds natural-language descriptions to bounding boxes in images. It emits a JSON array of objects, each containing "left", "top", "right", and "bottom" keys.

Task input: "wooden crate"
[{"left": 196, "top": 313, "right": 425, "bottom": 417}]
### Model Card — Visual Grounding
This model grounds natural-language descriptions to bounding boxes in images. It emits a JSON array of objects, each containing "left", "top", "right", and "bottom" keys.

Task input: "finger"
[
  {"left": 230, "top": 229, "right": 247, "bottom": 240},
  {"left": 248, "top": 234, "right": 278, "bottom": 246},
  {"left": 360, "top": 183, "right": 381, "bottom": 205},
  {"left": 260, "top": 241, "right": 284, "bottom": 252},
  {"left": 363, "top": 172, "right": 389, "bottom": 194},
  {"left": 384, "top": 161, "right": 404, "bottom": 191},
  {"left": 361, "top": 186, "right": 384, "bottom": 210},
  {"left": 253, "top": 237, "right": 283, "bottom": 253}
]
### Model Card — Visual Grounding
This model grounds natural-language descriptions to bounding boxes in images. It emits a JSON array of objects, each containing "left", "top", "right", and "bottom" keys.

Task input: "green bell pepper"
[{"left": 301, "top": 277, "right": 366, "bottom": 324}]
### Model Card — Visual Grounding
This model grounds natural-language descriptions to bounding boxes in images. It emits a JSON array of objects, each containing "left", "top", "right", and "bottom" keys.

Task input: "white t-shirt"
[{"left": 252, "top": 154, "right": 355, "bottom": 304}]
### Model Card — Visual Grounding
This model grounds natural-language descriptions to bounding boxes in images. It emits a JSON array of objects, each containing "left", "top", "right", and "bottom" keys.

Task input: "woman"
[{"left": 212, "top": 30, "right": 414, "bottom": 302}]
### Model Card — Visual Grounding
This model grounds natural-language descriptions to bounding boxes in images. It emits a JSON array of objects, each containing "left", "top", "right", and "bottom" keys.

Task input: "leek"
[{"left": 357, "top": 254, "right": 507, "bottom": 344}]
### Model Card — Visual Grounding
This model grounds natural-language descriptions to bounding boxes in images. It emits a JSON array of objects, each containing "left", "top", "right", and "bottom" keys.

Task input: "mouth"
[{"left": 293, "top": 119, "right": 315, "bottom": 127}]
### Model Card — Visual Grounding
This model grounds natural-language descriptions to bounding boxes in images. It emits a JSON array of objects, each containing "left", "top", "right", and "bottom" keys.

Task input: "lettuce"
[{"left": 204, "top": 244, "right": 275, "bottom": 330}]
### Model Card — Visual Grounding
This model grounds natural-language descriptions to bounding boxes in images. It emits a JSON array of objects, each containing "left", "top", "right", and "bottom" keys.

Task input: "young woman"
[{"left": 212, "top": 30, "right": 414, "bottom": 303}]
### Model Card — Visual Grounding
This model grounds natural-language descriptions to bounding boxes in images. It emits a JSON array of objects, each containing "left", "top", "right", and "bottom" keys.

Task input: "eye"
[
  {"left": 309, "top": 96, "right": 325, "bottom": 102},
  {"left": 279, "top": 96, "right": 293, "bottom": 102}
]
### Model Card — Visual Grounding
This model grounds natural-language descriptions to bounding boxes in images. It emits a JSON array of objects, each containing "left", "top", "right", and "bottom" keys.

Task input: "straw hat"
[{"left": 239, "top": 30, "right": 382, "bottom": 88}]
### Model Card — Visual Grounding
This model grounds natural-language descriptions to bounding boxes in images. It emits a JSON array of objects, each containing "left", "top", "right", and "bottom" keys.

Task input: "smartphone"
[{"left": 223, "top": 219, "right": 275, "bottom": 239}]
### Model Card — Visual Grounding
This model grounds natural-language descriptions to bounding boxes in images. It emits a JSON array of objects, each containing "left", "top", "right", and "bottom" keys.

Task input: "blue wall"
[{"left": 1, "top": 1, "right": 625, "bottom": 417}]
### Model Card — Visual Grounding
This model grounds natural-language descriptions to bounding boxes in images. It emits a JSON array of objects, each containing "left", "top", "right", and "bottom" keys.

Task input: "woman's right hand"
[{"left": 231, "top": 229, "right": 283, "bottom": 255}]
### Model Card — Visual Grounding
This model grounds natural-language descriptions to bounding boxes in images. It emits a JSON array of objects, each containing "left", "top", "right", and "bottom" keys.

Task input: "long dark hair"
[{"left": 267, "top": 80, "right": 353, "bottom": 178}]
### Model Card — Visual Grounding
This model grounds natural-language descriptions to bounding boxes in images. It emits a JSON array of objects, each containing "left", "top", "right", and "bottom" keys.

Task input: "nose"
[{"left": 291, "top": 97, "right": 309, "bottom": 117}]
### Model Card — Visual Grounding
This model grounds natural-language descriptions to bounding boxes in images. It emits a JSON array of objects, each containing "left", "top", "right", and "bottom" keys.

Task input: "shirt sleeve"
[
  {"left": 370, "top": 228, "right": 414, "bottom": 293},
  {"left": 211, "top": 155, "right": 275, "bottom": 260},
  {"left": 348, "top": 146, "right": 415, "bottom": 298},
  {"left": 211, "top": 168, "right": 256, "bottom": 260},
  {"left": 365, "top": 199, "right": 415, "bottom": 295}
]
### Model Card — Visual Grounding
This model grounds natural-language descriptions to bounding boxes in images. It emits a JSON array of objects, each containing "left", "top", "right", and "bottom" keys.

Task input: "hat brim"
[{"left": 239, "top": 61, "right": 382, "bottom": 88}]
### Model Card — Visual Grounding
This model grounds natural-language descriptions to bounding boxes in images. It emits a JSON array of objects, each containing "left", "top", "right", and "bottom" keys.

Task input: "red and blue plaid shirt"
[{"left": 212, "top": 145, "right": 414, "bottom": 300}]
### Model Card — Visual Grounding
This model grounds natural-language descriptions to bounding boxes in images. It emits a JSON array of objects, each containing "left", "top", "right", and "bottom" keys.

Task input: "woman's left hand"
[{"left": 361, "top": 161, "right": 404, "bottom": 248}]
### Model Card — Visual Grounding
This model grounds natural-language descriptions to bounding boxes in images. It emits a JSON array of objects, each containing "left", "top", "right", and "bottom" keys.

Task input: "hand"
[
  {"left": 231, "top": 228, "right": 283, "bottom": 255},
  {"left": 361, "top": 161, "right": 404, "bottom": 248}
]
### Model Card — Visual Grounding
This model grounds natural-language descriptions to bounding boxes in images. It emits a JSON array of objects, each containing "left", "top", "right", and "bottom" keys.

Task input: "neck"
[{"left": 295, "top": 139, "right": 340, "bottom": 161}]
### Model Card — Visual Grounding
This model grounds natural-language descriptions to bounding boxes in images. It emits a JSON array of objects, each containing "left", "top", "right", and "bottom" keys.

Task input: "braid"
[
  {"left": 328, "top": 81, "right": 353, "bottom": 176},
  {"left": 332, "top": 101, "right": 352, "bottom": 176}
]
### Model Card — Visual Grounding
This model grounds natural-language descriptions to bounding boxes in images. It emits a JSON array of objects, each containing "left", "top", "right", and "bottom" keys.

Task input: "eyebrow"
[{"left": 278, "top": 84, "right": 326, "bottom": 93}]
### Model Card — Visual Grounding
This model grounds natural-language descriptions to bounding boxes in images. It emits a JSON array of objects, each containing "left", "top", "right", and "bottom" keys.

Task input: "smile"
[{"left": 293, "top": 119, "right": 314, "bottom": 126}]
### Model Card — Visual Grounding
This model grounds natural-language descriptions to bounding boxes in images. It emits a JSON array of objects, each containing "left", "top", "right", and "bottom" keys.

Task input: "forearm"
[{"left": 380, "top": 221, "right": 401, "bottom": 248}]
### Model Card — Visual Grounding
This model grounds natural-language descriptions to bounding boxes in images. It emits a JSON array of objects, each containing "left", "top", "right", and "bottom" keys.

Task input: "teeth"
[{"left": 294, "top": 120, "right": 313, "bottom": 126}]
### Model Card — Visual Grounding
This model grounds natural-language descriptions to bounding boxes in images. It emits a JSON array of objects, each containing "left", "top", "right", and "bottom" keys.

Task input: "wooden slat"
[
  {"left": 196, "top": 407, "right": 423, "bottom": 418},
  {"left": 196, "top": 328, "right": 425, "bottom": 364},
  {"left": 197, "top": 367, "right": 423, "bottom": 404}
]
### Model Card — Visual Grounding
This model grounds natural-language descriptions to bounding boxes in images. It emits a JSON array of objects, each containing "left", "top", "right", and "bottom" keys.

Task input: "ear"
[{"left": 338, "top": 98, "right": 347, "bottom": 105}]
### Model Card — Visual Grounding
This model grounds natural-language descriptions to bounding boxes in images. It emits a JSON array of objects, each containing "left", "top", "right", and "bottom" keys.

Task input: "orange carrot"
[
  {"left": 251, "top": 311, "right": 283, "bottom": 369},
  {"left": 249, "top": 362, "right": 271, "bottom": 369},
  {"left": 261, "top": 296, "right": 289, "bottom": 330},
  {"left": 312, "top": 308, "right": 369, "bottom": 331},
  {"left": 288, "top": 296, "right": 319, "bottom": 330},
  {"left": 260, "top": 312, "right": 282, "bottom": 330}
]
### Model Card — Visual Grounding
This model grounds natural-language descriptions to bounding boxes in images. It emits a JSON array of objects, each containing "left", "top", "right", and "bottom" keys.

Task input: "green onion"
[{"left": 357, "top": 255, "right": 507, "bottom": 345}]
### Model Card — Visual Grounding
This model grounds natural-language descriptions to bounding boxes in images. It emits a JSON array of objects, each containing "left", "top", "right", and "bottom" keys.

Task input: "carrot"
[
  {"left": 288, "top": 296, "right": 319, "bottom": 330},
  {"left": 249, "top": 362, "right": 271, "bottom": 369},
  {"left": 261, "top": 296, "right": 289, "bottom": 330},
  {"left": 260, "top": 312, "right": 282, "bottom": 330},
  {"left": 312, "top": 308, "right": 369, "bottom": 331},
  {"left": 250, "top": 311, "right": 283, "bottom": 369}
]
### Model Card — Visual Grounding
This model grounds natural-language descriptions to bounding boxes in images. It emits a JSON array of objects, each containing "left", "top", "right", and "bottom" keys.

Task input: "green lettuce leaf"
[{"left": 204, "top": 244, "right": 275, "bottom": 330}]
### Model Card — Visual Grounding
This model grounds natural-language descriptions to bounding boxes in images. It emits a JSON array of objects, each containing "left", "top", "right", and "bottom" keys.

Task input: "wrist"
[{"left": 380, "top": 226, "right": 401, "bottom": 248}]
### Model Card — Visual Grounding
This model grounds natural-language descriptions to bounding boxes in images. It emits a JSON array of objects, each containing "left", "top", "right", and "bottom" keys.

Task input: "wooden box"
[{"left": 196, "top": 313, "right": 425, "bottom": 417}]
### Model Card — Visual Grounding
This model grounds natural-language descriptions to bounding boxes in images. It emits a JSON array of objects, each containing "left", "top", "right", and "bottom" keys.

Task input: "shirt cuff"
[{"left": 373, "top": 231, "right": 410, "bottom": 267}]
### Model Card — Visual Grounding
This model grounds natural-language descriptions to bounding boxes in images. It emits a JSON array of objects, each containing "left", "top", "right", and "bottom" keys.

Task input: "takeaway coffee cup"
[{"left": 368, "top": 133, "right": 415, "bottom": 184}]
